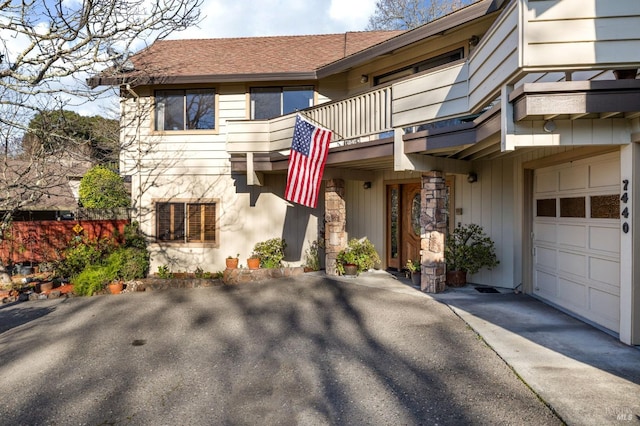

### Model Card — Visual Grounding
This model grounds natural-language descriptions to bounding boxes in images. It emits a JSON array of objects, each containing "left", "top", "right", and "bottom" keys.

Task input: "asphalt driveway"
[{"left": 0, "top": 272, "right": 561, "bottom": 425}]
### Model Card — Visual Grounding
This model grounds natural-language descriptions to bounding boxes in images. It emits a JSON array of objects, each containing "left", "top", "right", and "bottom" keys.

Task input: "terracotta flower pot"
[
  {"left": 108, "top": 282, "right": 124, "bottom": 294},
  {"left": 39, "top": 282, "right": 54, "bottom": 293},
  {"left": 446, "top": 270, "right": 467, "bottom": 287},
  {"left": 225, "top": 258, "right": 239, "bottom": 269},
  {"left": 343, "top": 263, "right": 358, "bottom": 276},
  {"left": 411, "top": 272, "right": 421, "bottom": 286},
  {"left": 247, "top": 257, "right": 260, "bottom": 269}
]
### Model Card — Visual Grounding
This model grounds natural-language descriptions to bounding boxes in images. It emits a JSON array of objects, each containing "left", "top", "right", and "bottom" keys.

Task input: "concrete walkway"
[{"left": 429, "top": 283, "right": 640, "bottom": 426}]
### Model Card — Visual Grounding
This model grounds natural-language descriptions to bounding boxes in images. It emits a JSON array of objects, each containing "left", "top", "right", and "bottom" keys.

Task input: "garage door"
[{"left": 533, "top": 152, "right": 620, "bottom": 333}]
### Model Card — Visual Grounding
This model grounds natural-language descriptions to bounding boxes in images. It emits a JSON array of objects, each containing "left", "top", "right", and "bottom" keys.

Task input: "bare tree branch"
[
  {"left": 0, "top": 0, "right": 202, "bottom": 231},
  {"left": 366, "top": 0, "right": 477, "bottom": 30}
]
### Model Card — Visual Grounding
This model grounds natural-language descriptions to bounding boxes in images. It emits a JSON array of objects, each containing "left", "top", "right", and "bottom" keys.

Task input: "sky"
[{"left": 171, "top": 0, "right": 378, "bottom": 39}]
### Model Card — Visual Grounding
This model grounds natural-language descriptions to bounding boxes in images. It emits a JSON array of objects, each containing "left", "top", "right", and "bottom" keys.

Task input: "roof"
[
  {"left": 317, "top": 0, "right": 503, "bottom": 77},
  {"left": 88, "top": 0, "right": 505, "bottom": 87},
  {"left": 1, "top": 160, "right": 91, "bottom": 211},
  {"left": 90, "top": 31, "right": 404, "bottom": 86}
]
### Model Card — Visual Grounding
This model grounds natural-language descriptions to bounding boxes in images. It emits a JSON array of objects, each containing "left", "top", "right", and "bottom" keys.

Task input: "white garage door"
[{"left": 533, "top": 152, "right": 621, "bottom": 333}]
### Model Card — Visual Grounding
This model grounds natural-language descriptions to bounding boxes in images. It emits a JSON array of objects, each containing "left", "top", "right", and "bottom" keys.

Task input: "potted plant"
[
  {"left": 303, "top": 239, "right": 322, "bottom": 272},
  {"left": 252, "top": 238, "right": 286, "bottom": 269},
  {"left": 336, "top": 237, "right": 381, "bottom": 276},
  {"left": 337, "top": 249, "right": 358, "bottom": 276},
  {"left": 226, "top": 254, "right": 239, "bottom": 269},
  {"left": 444, "top": 223, "right": 499, "bottom": 287},
  {"left": 108, "top": 280, "right": 124, "bottom": 294},
  {"left": 247, "top": 253, "right": 260, "bottom": 269},
  {"left": 405, "top": 259, "right": 421, "bottom": 286}
]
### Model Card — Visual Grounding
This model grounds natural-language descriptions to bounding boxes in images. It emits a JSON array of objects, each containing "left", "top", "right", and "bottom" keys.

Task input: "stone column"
[
  {"left": 421, "top": 171, "right": 447, "bottom": 293},
  {"left": 325, "top": 179, "right": 346, "bottom": 276}
]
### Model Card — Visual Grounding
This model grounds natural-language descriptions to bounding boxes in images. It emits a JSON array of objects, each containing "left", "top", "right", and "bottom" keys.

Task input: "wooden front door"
[{"left": 387, "top": 182, "right": 422, "bottom": 270}]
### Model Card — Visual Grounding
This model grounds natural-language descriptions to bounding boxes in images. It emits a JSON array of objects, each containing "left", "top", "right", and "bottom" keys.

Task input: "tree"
[
  {"left": 0, "top": 0, "right": 202, "bottom": 226},
  {"left": 366, "top": 0, "right": 477, "bottom": 30},
  {"left": 79, "top": 165, "right": 130, "bottom": 209},
  {"left": 22, "top": 110, "right": 120, "bottom": 164}
]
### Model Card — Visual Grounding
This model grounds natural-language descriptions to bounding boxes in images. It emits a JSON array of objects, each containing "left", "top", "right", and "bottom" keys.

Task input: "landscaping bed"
[{"left": 1, "top": 266, "right": 308, "bottom": 304}]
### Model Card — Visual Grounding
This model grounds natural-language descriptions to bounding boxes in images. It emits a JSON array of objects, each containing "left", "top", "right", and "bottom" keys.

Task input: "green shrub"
[
  {"left": 253, "top": 238, "right": 286, "bottom": 269},
  {"left": 79, "top": 165, "right": 130, "bottom": 208},
  {"left": 72, "top": 246, "right": 149, "bottom": 296},
  {"left": 336, "top": 237, "right": 381, "bottom": 275},
  {"left": 123, "top": 221, "right": 147, "bottom": 249},
  {"left": 157, "top": 265, "right": 173, "bottom": 279},
  {"left": 445, "top": 223, "right": 499, "bottom": 274},
  {"left": 55, "top": 242, "right": 101, "bottom": 279},
  {"left": 73, "top": 265, "right": 116, "bottom": 296},
  {"left": 104, "top": 247, "right": 149, "bottom": 281}
]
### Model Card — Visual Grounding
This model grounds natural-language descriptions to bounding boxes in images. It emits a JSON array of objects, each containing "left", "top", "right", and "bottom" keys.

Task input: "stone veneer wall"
[
  {"left": 420, "top": 171, "right": 447, "bottom": 293},
  {"left": 324, "top": 179, "right": 346, "bottom": 276}
]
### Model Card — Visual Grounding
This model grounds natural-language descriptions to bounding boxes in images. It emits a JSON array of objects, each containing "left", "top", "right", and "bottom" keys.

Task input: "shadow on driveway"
[
  {"left": 0, "top": 274, "right": 562, "bottom": 425},
  {"left": 0, "top": 300, "right": 59, "bottom": 334}
]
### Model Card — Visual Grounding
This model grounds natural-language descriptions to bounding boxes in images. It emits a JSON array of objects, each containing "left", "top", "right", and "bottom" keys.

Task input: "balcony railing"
[
  {"left": 306, "top": 86, "right": 393, "bottom": 144},
  {"left": 227, "top": 86, "right": 393, "bottom": 154}
]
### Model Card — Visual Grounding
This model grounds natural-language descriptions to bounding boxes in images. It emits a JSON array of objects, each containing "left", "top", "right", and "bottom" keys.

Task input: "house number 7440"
[{"left": 621, "top": 179, "right": 629, "bottom": 234}]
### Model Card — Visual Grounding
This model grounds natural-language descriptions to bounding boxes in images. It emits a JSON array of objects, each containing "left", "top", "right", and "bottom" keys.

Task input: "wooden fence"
[{"left": 0, "top": 220, "right": 130, "bottom": 267}]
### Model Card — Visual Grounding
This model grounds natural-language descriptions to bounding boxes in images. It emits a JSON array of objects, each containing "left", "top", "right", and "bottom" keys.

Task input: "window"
[
  {"left": 560, "top": 197, "right": 585, "bottom": 218},
  {"left": 250, "top": 86, "right": 314, "bottom": 119},
  {"left": 374, "top": 48, "right": 464, "bottom": 85},
  {"left": 536, "top": 199, "right": 557, "bottom": 217},
  {"left": 591, "top": 195, "right": 620, "bottom": 219},
  {"left": 155, "top": 89, "right": 215, "bottom": 131},
  {"left": 156, "top": 201, "right": 217, "bottom": 243}
]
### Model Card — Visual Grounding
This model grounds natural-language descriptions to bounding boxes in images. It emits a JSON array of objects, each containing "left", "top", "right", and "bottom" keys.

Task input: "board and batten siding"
[
  {"left": 344, "top": 176, "right": 386, "bottom": 267},
  {"left": 451, "top": 146, "right": 592, "bottom": 289},
  {"left": 453, "top": 157, "right": 515, "bottom": 288}
]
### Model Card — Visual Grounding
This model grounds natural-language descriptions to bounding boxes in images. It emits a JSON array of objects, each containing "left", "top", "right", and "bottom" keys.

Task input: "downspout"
[{"left": 125, "top": 84, "right": 142, "bottom": 224}]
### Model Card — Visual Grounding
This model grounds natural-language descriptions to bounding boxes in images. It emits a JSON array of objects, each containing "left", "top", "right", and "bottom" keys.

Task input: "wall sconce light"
[
  {"left": 360, "top": 74, "right": 369, "bottom": 84},
  {"left": 363, "top": 181, "right": 372, "bottom": 189},
  {"left": 543, "top": 120, "right": 557, "bottom": 133},
  {"left": 469, "top": 35, "right": 479, "bottom": 47},
  {"left": 467, "top": 172, "right": 478, "bottom": 183}
]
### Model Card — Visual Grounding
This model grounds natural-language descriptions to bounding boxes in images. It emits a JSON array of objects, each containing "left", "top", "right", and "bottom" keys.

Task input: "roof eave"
[
  {"left": 316, "top": 0, "right": 506, "bottom": 78},
  {"left": 88, "top": 71, "right": 319, "bottom": 88}
]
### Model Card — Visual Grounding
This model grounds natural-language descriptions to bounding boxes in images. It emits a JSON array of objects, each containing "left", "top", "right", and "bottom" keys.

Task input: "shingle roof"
[{"left": 97, "top": 31, "right": 404, "bottom": 84}]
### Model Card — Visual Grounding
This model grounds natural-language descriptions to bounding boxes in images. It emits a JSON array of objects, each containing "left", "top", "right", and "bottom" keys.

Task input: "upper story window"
[
  {"left": 374, "top": 48, "right": 464, "bottom": 85},
  {"left": 155, "top": 89, "right": 215, "bottom": 131},
  {"left": 250, "top": 86, "right": 314, "bottom": 119}
]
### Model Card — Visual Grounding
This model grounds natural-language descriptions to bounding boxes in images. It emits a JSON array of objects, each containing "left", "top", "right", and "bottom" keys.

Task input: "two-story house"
[{"left": 89, "top": 0, "right": 640, "bottom": 345}]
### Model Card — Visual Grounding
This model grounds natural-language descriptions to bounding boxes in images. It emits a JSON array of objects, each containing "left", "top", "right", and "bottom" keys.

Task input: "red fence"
[{"left": 0, "top": 220, "right": 130, "bottom": 266}]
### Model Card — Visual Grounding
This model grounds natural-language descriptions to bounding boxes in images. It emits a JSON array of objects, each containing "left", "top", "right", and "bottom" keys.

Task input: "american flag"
[{"left": 285, "top": 114, "right": 332, "bottom": 208}]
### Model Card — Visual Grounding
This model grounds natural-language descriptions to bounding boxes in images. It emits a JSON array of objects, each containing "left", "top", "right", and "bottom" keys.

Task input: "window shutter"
[
  {"left": 187, "top": 204, "right": 202, "bottom": 242},
  {"left": 173, "top": 203, "right": 185, "bottom": 240},
  {"left": 204, "top": 204, "right": 216, "bottom": 241}
]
